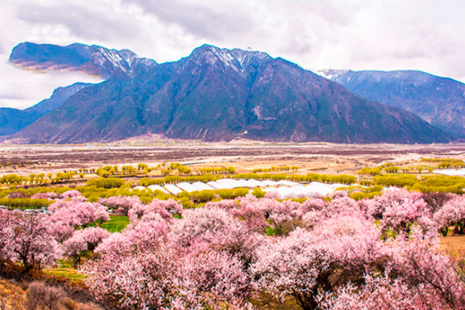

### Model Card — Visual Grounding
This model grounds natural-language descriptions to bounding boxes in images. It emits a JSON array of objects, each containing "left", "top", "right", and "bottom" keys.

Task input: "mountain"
[
  {"left": 0, "top": 83, "right": 91, "bottom": 136},
  {"left": 319, "top": 69, "right": 465, "bottom": 138},
  {"left": 3, "top": 41, "right": 156, "bottom": 136},
  {"left": 9, "top": 44, "right": 450, "bottom": 144},
  {"left": 9, "top": 42, "right": 157, "bottom": 79}
]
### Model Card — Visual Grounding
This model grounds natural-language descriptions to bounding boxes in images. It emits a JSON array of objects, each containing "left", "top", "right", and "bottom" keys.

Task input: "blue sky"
[{"left": 1, "top": 0, "right": 464, "bottom": 109}]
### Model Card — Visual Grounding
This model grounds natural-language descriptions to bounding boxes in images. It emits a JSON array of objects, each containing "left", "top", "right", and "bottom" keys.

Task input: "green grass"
[
  {"left": 43, "top": 268, "right": 86, "bottom": 282},
  {"left": 41, "top": 217, "right": 130, "bottom": 283},
  {"left": 265, "top": 226, "right": 278, "bottom": 236},
  {"left": 101, "top": 215, "right": 129, "bottom": 232},
  {"left": 90, "top": 215, "right": 129, "bottom": 233}
]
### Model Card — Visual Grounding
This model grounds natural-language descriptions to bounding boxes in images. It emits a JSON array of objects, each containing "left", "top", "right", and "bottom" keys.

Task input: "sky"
[{"left": 1, "top": 0, "right": 465, "bottom": 109}]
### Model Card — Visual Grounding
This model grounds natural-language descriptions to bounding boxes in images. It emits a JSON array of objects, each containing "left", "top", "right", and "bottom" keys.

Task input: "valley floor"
[{"left": 1, "top": 142, "right": 465, "bottom": 177}]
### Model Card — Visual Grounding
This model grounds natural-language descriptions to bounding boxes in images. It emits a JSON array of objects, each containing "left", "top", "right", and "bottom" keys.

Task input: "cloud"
[
  {"left": 17, "top": 2, "right": 141, "bottom": 43},
  {"left": 123, "top": 0, "right": 255, "bottom": 40},
  {"left": 0, "top": 59, "right": 101, "bottom": 109},
  {"left": 1, "top": 0, "right": 465, "bottom": 109}
]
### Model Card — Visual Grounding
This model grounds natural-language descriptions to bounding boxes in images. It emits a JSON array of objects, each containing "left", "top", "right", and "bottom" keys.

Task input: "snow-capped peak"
[
  {"left": 188, "top": 44, "right": 272, "bottom": 75},
  {"left": 317, "top": 69, "right": 351, "bottom": 80}
]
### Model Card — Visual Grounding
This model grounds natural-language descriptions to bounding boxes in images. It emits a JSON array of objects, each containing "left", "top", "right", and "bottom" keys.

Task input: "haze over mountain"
[
  {"left": 0, "top": 42, "right": 156, "bottom": 136},
  {"left": 9, "top": 42, "right": 157, "bottom": 79},
  {"left": 320, "top": 70, "right": 465, "bottom": 138},
  {"left": 5, "top": 43, "right": 449, "bottom": 144},
  {"left": 0, "top": 83, "right": 91, "bottom": 136}
]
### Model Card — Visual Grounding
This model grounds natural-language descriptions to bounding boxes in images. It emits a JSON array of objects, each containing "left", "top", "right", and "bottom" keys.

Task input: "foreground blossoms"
[{"left": 1, "top": 189, "right": 465, "bottom": 309}]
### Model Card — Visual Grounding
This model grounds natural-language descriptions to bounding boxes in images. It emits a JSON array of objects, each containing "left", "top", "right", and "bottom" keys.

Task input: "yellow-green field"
[
  {"left": 42, "top": 267, "right": 86, "bottom": 282},
  {"left": 89, "top": 215, "right": 129, "bottom": 233}
]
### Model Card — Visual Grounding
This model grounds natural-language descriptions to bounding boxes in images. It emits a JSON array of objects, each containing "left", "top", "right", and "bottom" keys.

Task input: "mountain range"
[
  {"left": 319, "top": 69, "right": 465, "bottom": 138},
  {"left": 1, "top": 42, "right": 458, "bottom": 144}
]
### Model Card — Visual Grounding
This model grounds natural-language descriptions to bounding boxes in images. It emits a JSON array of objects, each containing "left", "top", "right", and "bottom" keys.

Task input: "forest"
[{"left": 1, "top": 158, "right": 465, "bottom": 309}]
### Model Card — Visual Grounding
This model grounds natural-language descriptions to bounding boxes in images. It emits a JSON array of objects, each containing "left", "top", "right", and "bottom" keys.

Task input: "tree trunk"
[
  {"left": 73, "top": 255, "right": 81, "bottom": 268},
  {"left": 441, "top": 226, "right": 448, "bottom": 237},
  {"left": 294, "top": 292, "right": 318, "bottom": 310}
]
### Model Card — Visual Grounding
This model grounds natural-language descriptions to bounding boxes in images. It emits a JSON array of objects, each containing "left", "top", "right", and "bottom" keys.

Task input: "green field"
[
  {"left": 90, "top": 215, "right": 129, "bottom": 233},
  {"left": 43, "top": 267, "right": 86, "bottom": 282}
]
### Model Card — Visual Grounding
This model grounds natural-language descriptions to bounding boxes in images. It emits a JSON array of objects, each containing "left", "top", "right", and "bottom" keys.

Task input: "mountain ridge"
[
  {"left": 319, "top": 69, "right": 465, "bottom": 138},
  {"left": 6, "top": 43, "right": 450, "bottom": 144},
  {"left": 0, "top": 83, "right": 92, "bottom": 136}
]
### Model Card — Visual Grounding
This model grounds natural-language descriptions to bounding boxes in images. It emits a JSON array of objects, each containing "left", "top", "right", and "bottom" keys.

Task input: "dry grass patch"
[
  {"left": 0, "top": 278, "right": 26, "bottom": 309},
  {"left": 440, "top": 234, "right": 465, "bottom": 260},
  {"left": 42, "top": 268, "right": 86, "bottom": 283}
]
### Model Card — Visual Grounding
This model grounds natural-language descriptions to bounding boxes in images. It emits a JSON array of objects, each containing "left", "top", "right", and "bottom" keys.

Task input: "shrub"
[
  {"left": 26, "top": 281, "right": 67, "bottom": 310},
  {"left": 86, "top": 178, "right": 125, "bottom": 189},
  {"left": 251, "top": 188, "right": 265, "bottom": 198}
]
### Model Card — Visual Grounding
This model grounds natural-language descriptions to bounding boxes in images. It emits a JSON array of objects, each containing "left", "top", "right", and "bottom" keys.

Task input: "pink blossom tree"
[
  {"left": 434, "top": 196, "right": 465, "bottom": 235},
  {"left": 0, "top": 209, "right": 14, "bottom": 261},
  {"left": 301, "top": 197, "right": 369, "bottom": 230},
  {"left": 381, "top": 197, "right": 432, "bottom": 235},
  {"left": 83, "top": 216, "right": 253, "bottom": 309},
  {"left": 93, "top": 203, "right": 110, "bottom": 223},
  {"left": 50, "top": 201, "right": 109, "bottom": 228},
  {"left": 264, "top": 190, "right": 281, "bottom": 199},
  {"left": 230, "top": 204, "right": 268, "bottom": 233},
  {"left": 364, "top": 189, "right": 424, "bottom": 220},
  {"left": 50, "top": 221, "right": 75, "bottom": 243},
  {"left": 298, "top": 198, "right": 328, "bottom": 216},
  {"left": 157, "top": 198, "right": 184, "bottom": 216},
  {"left": 171, "top": 206, "right": 263, "bottom": 268},
  {"left": 327, "top": 196, "right": 362, "bottom": 217},
  {"left": 267, "top": 200, "right": 302, "bottom": 235},
  {"left": 2, "top": 210, "right": 62, "bottom": 271},
  {"left": 330, "top": 190, "right": 349, "bottom": 199},
  {"left": 93, "top": 232, "right": 132, "bottom": 256},
  {"left": 63, "top": 234, "right": 87, "bottom": 268},
  {"left": 31, "top": 192, "right": 59, "bottom": 200},
  {"left": 83, "top": 244, "right": 176, "bottom": 309},
  {"left": 98, "top": 195, "right": 142, "bottom": 215},
  {"left": 319, "top": 274, "right": 449, "bottom": 310},
  {"left": 422, "top": 191, "right": 455, "bottom": 214},
  {"left": 64, "top": 227, "right": 110, "bottom": 267},
  {"left": 171, "top": 246, "right": 253, "bottom": 309},
  {"left": 170, "top": 207, "right": 240, "bottom": 247},
  {"left": 127, "top": 199, "right": 182, "bottom": 226},
  {"left": 252, "top": 215, "right": 387, "bottom": 310},
  {"left": 205, "top": 199, "right": 240, "bottom": 211},
  {"left": 252, "top": 228, "right": 332, "bottom": 309},
  {"left": 238, "top": 198, "right": 303, "bottom": 235},
  {"left": 47, "top": 199, "right": 72, "bottom": 212},
  {"left": 389, "top": 227, "right": 465, "bottom": 308},
  {"left": 80, "top": 227, "right": 111, "bottom": 250},
  {"left": 320, "top": 228, "right": 465, "bottom": 310},
  {"left": 85, "top": 246, "right": 254, "bottom": 309},
  {"left": 60, "top": 190, "right": 85, "bottom": 200},
  {"left": 125, "top": 220, "right": 168, "bottom": 252},
  {"left": 300, "top": 198, "right": 330, "bottom": 229}
]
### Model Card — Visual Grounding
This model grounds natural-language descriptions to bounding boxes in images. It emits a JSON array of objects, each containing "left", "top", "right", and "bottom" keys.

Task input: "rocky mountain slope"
[
  {"left": 10, "top": 44, "right": 450, "bottom": 144},
  {"left": 0, "top": 83, "right": 91, "bottom": 136},
  {"left": 319, "top": 69, "right": 465, "bottom": 138}
]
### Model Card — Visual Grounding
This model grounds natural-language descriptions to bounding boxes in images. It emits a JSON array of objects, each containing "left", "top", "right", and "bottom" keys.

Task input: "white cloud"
[
  {"left": 0, "top": 60, "right": 102, "bottom": 109},
  {"left": 1, "top": 0, "right": 465, "bottom": 109},
  {"left": 122, "top": 0, "right": 256, "bottom": 40},
  {"left": 17, "top": 2, "right": 141, "bottom": 43}
]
